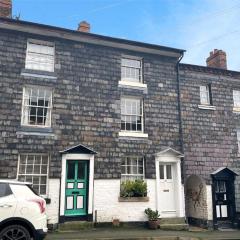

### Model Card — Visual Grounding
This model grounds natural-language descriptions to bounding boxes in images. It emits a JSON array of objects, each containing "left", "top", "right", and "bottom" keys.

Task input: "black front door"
[{"left": 212, "top": 168, "right": 238, "bottom": 226}]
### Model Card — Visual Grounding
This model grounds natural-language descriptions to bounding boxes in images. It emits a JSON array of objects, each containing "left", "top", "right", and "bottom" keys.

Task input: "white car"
[{"left": 0, "top": 180, "right": 47, "bottom": 240}]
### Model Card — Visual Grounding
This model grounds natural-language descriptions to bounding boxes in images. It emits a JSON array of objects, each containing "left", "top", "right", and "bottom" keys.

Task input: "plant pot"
[{"left": 148, "top": 220, "right": 159, "bottom": 230}]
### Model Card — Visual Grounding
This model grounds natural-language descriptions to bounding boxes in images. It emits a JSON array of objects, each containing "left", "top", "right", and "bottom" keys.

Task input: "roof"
[
  {"left": 155, "top": 147, "right": 184, "bottom": 157},
  {"left": 180, "top": 63, "right": 240, "bottom": 78},
  {"left": 0, "top": 17, "right": 185, "bottom": 58},
  {"left": 211, "top": 167, "right": 238, "bottom": 176},
  {"left": 60, "top": 144, "right": 97, "bottom": 154}
]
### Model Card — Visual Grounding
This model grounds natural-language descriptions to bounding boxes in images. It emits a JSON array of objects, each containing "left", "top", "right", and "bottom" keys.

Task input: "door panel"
[
  {"left": 158, "top": 163, "right": 176, "bottom": 217},
  {"left": 65, "top": 160, "right": 88, "bottom": 216}
]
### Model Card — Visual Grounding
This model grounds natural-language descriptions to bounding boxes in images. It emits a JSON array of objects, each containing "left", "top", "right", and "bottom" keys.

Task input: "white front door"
[{"left": 158, "top": 163, "right": 176, "bottom": 217}]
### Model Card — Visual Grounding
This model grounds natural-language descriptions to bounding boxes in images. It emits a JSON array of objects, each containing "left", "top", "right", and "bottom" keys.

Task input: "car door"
[{"left": 0, "top": 183, "right": 17, "bottom": 221}]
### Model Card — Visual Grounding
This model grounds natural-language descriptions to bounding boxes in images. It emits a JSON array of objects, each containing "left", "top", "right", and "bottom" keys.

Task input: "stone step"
[
  {"left": 160, "top": 217, "right": 186, "bottom": 225},
  {"left": 58, "top": 221, "right": 94, "bottom": 231},
  {"left": 160, "top": 223, "right": 189, "bottom": 231}
]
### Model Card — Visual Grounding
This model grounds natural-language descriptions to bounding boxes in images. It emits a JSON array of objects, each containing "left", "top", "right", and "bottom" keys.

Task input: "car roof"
[{"left": 0, "top": 180, "right": 32, "bottom": 185}]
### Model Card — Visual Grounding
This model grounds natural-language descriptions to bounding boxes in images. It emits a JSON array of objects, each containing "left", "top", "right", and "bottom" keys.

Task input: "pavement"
[{"left": 46, "top": 226, "right": 240, "bottom": 240}]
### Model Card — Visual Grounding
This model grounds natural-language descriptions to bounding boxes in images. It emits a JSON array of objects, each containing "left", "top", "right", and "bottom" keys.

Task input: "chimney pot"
[
  {"left": 78, "top": 21, "right": 90, "bottom": 33},
  {"left": 206, "top": 49, "right": 227, "bottom": 70},
  {"left": 0, "top": 0, "right": 12, "bottom": 18}
]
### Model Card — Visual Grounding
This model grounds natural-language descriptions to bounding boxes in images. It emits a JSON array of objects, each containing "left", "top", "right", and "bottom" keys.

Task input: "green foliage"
[
  {"left": 144, "top": 208, "right": 160, "bottom": 221},
  {"left": 120, "top": 179, "right": 147, "bottom": 197}
]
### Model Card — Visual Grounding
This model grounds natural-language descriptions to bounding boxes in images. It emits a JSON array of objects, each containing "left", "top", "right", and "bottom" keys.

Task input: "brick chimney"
[
  {"left": 206, "top": 49, "right": 227, "bottom": 69},
  {"left": 77, "top": 21, "right": 90, "bottom": 33},
  {"left": 0, "top": 0, "right": 12, "bottom": 18}
]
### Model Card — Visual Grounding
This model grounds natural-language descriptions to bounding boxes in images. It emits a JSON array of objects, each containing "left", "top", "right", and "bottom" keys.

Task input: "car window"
[{"left": 0, "top": 183, "right": 12, "bottom": 197}]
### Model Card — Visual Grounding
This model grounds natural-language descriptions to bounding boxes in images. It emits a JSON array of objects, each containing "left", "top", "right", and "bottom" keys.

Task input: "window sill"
[
  {"left": 198, "top": 105, "right": 216, "bottom": 110},
  {"left": 21, "top": 68, "right": 57, "bottom": 79},
  {"left": 17, "top": 126, "right": 54, "bottom": 137},
  {"left": 119, "top": 131, "right": 148, "bottom": 138},
  {"left": 119, "top": 80, "right": 147, "bottom": 89},
  {"left": 118, "top": 196, "right": 149, "bottom": 202}
]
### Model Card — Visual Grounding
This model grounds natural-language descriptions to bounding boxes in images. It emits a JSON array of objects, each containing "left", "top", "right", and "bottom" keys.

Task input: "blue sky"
[{"left": 13, "top": 0, "right": 240, "bottom": 70}]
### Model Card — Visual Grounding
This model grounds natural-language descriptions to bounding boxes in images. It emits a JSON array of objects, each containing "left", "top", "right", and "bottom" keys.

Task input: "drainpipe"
[
  {"left": 176, "top": 52, "right": 187, "bottom": 220},
  {"left": 176, "top": 52, "right": 184, "bottom": 161}
]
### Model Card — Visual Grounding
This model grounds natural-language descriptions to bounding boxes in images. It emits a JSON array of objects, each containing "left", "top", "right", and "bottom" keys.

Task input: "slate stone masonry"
[
  {"left": 180, "top": 64, "right": 240, "bottom": 213},
  {"left": 0, "top": 28, "right": 181, "bottom": 180}
]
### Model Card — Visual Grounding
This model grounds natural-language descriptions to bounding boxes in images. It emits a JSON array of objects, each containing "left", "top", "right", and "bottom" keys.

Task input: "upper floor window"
[
  {"left": 121, "top": 58, "right": 142, "bottom": 83},
  {"left": 121, "top": 97, "right": 143, "bottom": 132},
  {"left": 121, "top": 156, "right": 144, "bottom": 181},
  {"left": 21, "top": 87, "right": 52, "bottom": 127},
  {"left": 17, "top": 154, "right": 49, "bottom": 195},
  {"left": 233, "top": 90, "right": 240, "bottom": 109},
  {"left": 200, "top": 84, "right": 212, "bottom": 105},
  {"left": 25, "top": 40, "right": 55, "bottom": 72}
]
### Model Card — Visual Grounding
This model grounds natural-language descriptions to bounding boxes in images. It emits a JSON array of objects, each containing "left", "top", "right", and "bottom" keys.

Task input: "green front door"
[{"left": 65, "top": 160, "right": 88, "bottom": 216}]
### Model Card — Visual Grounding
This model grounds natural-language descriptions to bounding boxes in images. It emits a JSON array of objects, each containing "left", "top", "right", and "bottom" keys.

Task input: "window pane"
[
  {"left": 200, "top": 85, "right": 210, "bottom": 105},
  {"left": 159, "top": 165, "right": 164, "bottom": 179},
  {"left": 166, "top": 165, "right": 172, "bottom": 179},
  {"left": 22, "top": 87, "right": 52, "bottom": 127},
  {"left": 121, "top": 58, "right": 141, "bottom": 82},
  {"left": 121, "top": 98, "right": 143, "bottom": 132},
  {"left": 26, "top": 41, "right": 54, "bottom": 72},
  {"left": 121, "top": 156, "right": 144, "bottom": 180},
  {"left": 0, "top": 183, "right": 11, "bottom": 197},
  {"left": 19, "top": 165, "right": 25, "bottom": 174},
  {"left": 41, "top": 165, "right": 48, "bottom": 174},
  {"left": 33, "top": 164, "right": 40, "bottom": 174},
  {"left": 78, "top": 162, "right": 85, "bottom": 179},
  {"left": 67, "top": 161, "right": 75, "bottom": 179}
]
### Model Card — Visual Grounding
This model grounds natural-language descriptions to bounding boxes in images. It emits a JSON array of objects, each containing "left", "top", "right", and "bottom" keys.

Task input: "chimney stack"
[
  {"left": 0, "top": 0, "right": 12, "bottom": 18},
  {"left": 206, "top": 49, "right": 227, "bottom": 69},
  {"left": 77, "top": 21, "right": 90, "bottom": 33}
]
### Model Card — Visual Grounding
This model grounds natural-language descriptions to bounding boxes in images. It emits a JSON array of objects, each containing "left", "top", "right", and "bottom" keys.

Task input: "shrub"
[
  {"left": 120, "top": 179, "right": 147, "bottom": 197},
  {"left": 144, "top": 208, "right": 160, "bottom": 221}
]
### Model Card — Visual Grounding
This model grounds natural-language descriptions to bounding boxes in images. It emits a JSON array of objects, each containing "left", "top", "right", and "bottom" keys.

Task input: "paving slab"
[{"left": 46, "top": 227, "right": 240, "bottom": 240}]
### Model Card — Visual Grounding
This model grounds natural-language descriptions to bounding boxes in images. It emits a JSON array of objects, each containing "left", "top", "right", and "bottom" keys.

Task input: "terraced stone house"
[{"left": 0, "top": 0, "right": 239, "bottom": 230}]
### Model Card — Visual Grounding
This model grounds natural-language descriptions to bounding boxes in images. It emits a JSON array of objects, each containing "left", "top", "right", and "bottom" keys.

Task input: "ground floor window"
[
  {"left": 17, "top": 154, "right": 49, "bottom": 195},
  {"left": 121, "top": 156, "right": 144, "bottom": 181}
]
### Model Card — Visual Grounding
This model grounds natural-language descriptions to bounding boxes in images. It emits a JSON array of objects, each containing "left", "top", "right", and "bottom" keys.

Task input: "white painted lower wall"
[
  {"left": 94, "top": 179, "right": 157, "bottom": 222},
  {"left": 46, "top": 178, "right": 60, "bottom": 225},
  {"left": 206, "top": 185, "right": 213, "bottom": 221}
]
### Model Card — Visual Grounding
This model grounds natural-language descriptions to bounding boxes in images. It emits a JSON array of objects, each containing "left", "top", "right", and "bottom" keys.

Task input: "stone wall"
[
  {"left": 0, "top": 28, "right": 181, "bottom": 182},
  {"left": 185, "top": 175, "right": 208, "bottom": 220},
  {"left": 180, "top": 64, "right": 240, "bottom": 213}
]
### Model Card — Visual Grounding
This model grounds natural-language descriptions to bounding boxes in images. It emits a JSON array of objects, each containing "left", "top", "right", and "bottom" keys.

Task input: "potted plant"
[{"left": 144, "top": 208, "right": 160, "bottom": 230}]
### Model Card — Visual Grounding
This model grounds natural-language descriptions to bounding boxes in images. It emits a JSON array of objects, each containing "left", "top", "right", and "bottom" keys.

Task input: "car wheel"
[{"left": 0, "top": 224, "right": 31, "bottom": 240}]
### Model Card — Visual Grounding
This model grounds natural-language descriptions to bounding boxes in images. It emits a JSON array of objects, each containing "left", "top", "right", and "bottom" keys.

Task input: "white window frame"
[
  {"left": 17, "top": 154, "right": 49, "bottom": 197},
  {"left": 200, "top": 85, "right": 211, "bottom": 105},
  {"left": 121, "top": 97, "right": 144, "bottom": 133},
  {"left": 237, "top": 129, "right": 240, "bottom": 153},
  {"left": 121, "top": 57, "right": 142, "bottom": 83},
  {"left": 25, "top": 39, "right": 55, "bottom": 72},
  {"left": 233, "top": 90, "right": 240, "bottom": 111},
  {"left": 21, "top": 86, "right": 53, "bottom": 128},
  {"left": 121, "top": 156, "right": 145, "bottom": 181}
]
